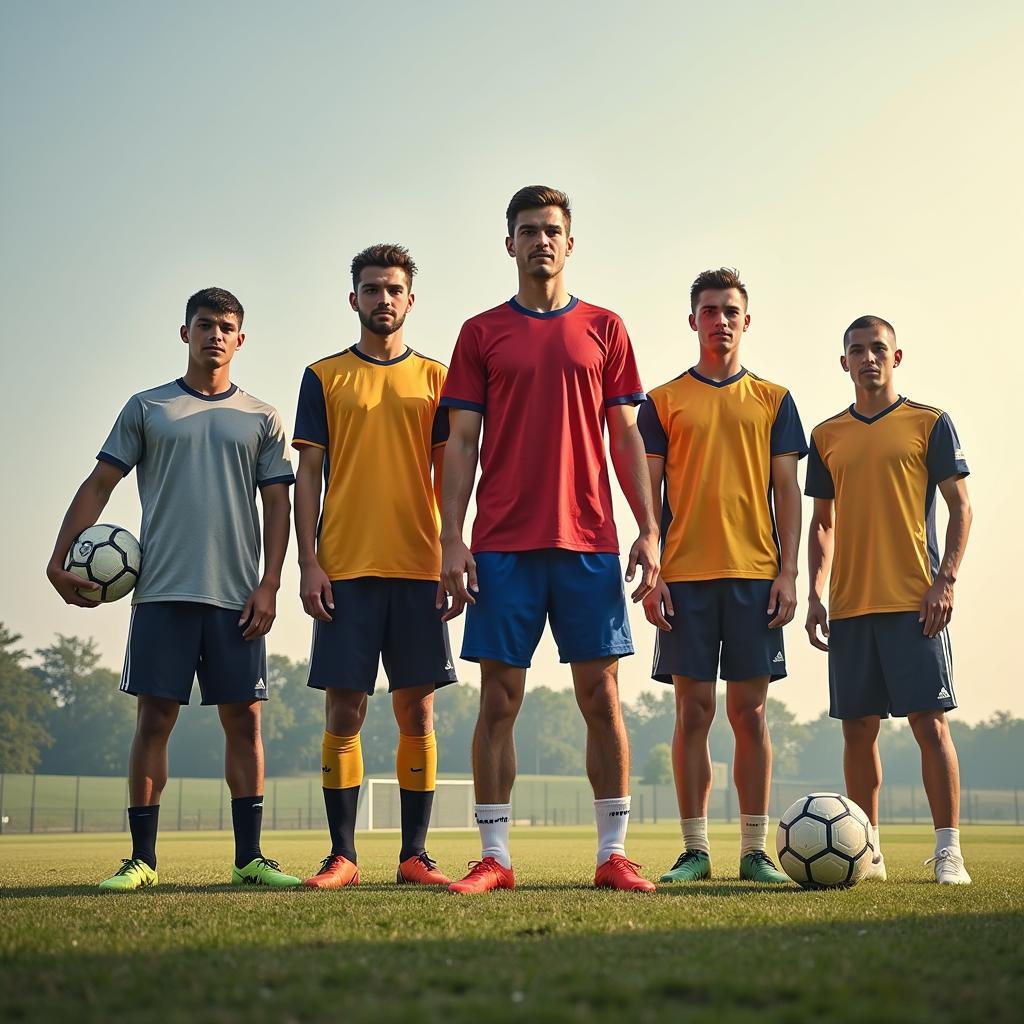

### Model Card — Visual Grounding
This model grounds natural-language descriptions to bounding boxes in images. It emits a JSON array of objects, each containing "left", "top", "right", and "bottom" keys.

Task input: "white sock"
[
  {"left": 475, "top": 803, "right": 512, "bottom": 869},
  {"left": 871, "top": 824, "right": 882, "bottom": 857},
  {"left": 595, "top": 796, "right": 631, "bottom": 865},
  {"left": 740, "top": 813, "right": 769, "bottom": 855},
  {"left": 681, "top": 816, "right": 710, "bottom": 855},
  {"left": 935, "top": 827, "right": 961, "bottom": 857}
]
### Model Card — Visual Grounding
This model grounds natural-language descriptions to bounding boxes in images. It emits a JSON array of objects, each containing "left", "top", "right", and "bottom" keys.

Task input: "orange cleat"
[
  {"left": 594, "top": 854, "right": 656, "bottom": 893},
  {"left": 303, "top": 854, "right": 359, "bottom": 889},
  {"left": 397, "top": 852, "right": 451, "bottom": 886},
  {"left": 447, "top": 857, "right": 515, "bottom": 894}
]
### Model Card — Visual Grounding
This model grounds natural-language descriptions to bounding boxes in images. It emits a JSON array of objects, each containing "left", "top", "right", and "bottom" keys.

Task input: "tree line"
[{"left": 2, "top": 624, "right": 1022, "bottom": 789}]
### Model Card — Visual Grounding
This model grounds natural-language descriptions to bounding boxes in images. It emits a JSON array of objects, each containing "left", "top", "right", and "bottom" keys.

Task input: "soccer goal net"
[{"left": 354, "top": 778, "right": 475, "bottom": 832}]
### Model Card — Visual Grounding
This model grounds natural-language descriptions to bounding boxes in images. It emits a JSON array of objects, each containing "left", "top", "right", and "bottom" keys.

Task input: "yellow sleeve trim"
[
  {"left": 645, "top": 452, "right": 666, "bottom": 460},
  {"left": 292, "top": 438, "right": 327, "bottom": 450}
]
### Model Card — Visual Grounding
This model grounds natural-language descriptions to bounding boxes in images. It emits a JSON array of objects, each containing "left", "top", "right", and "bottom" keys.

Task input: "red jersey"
[{"left": 440, "top": 297, "right": 645, "bottom": 554}]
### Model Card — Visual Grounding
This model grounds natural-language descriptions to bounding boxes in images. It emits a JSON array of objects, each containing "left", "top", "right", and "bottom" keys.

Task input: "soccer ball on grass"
[{"left": 776, "top": 792, "right": 873, "bottom": 888}]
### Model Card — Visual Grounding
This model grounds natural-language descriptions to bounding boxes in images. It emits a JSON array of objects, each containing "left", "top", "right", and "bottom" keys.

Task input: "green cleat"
[
  {"left": 231, "top": 857, "right": 301, "bottom": 888},
  {"left": 740, "top": 850, "right": 791, "bottom": 883},
  {"left": 659, "top": 849, "right": 712, "bottom": 883},
  {"left": 98, "top": 858, "right": 158, "bottom": 892}
]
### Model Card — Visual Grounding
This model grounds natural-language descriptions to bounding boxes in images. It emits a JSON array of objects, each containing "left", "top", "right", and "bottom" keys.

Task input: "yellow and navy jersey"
[
  {"left": 805, "top": 397, "right": 970, "bottom": 620},
  {"left": 293, "top": 346, "right": 449, "bottom": 581},
  {"left": 639, "top": 368, "right": 807, "bottom": 582}
]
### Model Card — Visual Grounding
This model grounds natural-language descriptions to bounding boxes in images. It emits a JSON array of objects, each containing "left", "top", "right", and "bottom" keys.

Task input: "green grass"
[{"left": 1, "top": 825, "right": 1022, "bottom": 1023}]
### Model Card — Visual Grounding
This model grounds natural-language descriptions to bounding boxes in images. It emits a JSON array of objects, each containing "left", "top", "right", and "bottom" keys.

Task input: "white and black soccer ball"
[
  {"left": 776, "top": 792, "right": 873, "bottom": 889},
  {"left": 64, "top": 524, "right": 142, "bottom": 603}
]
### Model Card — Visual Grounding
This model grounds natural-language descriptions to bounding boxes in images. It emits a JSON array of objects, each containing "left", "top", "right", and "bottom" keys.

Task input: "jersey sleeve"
[
  {"left": 637, "top": 398, "right": 668, "bottom": 457},
  {"left": 440, "top": 322, "right": 486, "bottom": 413},
  {"left": 927, "top": 412, "right": 970, "bottom": 484},
  {"left": 293, "top": 367, "right": 329, "bottom": 449},
  {"left": 603, "top": 316, "right": 646, "bottom": 407},
  {"left": 257, "top": 408, "right": 295, "bottom": 486},
  {"left": 431, "top": 406, "right": 450, "bottom": 447},
  {"left": 804, "top": 436, "right": 835, "bottom": 498},
  {"left": 771, "top": 392, "right": 809, "bottom": 458},
  {"left": 97, "top": 395, "right": 144, "bottom": 475}
]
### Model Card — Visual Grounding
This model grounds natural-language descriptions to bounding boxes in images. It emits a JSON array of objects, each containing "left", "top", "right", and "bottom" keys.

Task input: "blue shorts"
[
  {"left": 828, "top": 612, "right": 956, "bottom": 719},
  {"left": 462, "top": 551, "right": 633, "bottom": 668},
  {"left": 652, "top": 579, "right": 786, "bottom": 683},
  {"left": 307, "top": 578, "right": 458, "bottom": 694},
  {"left": 120, "top": 601, "right": 268, "bottom": 706}
]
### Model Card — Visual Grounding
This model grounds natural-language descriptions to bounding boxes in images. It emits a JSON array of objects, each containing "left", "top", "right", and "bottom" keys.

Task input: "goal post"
[{"left": 355, "top": 778, "right": 475, "bottom": 832}]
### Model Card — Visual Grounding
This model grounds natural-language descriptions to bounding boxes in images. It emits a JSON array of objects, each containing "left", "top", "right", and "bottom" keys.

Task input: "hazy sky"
[{"left": 2, "top": 1, "right": 1022, "bottom": 723}]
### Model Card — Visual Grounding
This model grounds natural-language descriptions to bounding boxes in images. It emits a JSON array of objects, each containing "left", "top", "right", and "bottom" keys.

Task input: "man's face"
[
  {"left": 689, "top": 287, "right": 749, "bottom": 353},
  {"left": 841, "top": 326, "right": 902, "bottom": 391},
  {"left": 350, "top": 266, "right": 414, "bottom": 336},
  {"left": 180, "top": 308, "right": 244, "bottom": 368},
  {"left": 505, "top": 206, "right": 573, "bottom": 280}
]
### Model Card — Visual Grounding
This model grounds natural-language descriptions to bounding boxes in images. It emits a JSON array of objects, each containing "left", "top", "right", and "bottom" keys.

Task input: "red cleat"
[
  {"left": 594, "top": 854, "right": 656, "bottom": 893},
  {"left": 303, "top": 854, "right": 359, "bottom": 889},
  {"left": 397, "top": 852, "right": 451, "bottom": 886},
  {"left": 447, "top": 857, "right": 516, "bottom": 894}
]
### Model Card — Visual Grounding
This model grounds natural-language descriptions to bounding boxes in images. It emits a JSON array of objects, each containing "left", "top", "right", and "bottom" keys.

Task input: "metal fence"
[{"left": 1, "top": 772, "right": 1021, "bottom": 835}]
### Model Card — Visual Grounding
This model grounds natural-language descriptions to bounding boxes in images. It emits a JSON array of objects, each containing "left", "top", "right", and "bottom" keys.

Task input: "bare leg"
[
  {"left": 218, "top": 701, "right": 263, "bottom": 798},
  {"left": 909, "top": 710, "right": 960, "bottom": 829},
  {"left": 842, "top": 716, "right": 882, "bottom": 823},
  {"left": 472, "top": 660, "right": 526, "bottom": 803},
  {"left": 393, "top": 685, "right": 434, "bottom": 736},
  {"left": 670, "top": 677, "right": 716, "bottom": 818},
  {"left": 326, "top": 688, "right": 368, "bottom": 737},
  {"left": 571, "top": 657, "right": 629, "bottom": 799},
  {"left": 128, "top": 695, "right": 180, "bottom": 805},
  {"left": 725, "top": 677, "right": 772, "bottom": 814}
]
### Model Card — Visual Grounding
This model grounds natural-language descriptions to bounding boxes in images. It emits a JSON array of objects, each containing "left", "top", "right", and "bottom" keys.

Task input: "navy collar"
[
  {"left": 508, "top": 295, "right": 579, "bottom": 319},
  {"left": 176, "top": 378, "right": 238, "bottom": 402},
  {"left": 850, "top": 396, "right": 905, "bottom": 424},
  {"left": 349, "top": 344, "right": 413, "bottom": 366},
  {"left": 688, "top": 367, "right": 747, "bottom": 388}
]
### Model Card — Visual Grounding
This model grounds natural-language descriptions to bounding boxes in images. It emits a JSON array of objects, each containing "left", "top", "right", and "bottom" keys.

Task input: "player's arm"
[
  {"left": 46, "top": 460, "right": 125, "bottom": 607},
  {"left": 438, "top": 408, "right": 482, "bottom": 621},
  {"left": 919, "top": 476, "right": 973, "bottom": 638},
  {"left": 641, "top": 455, "right": 674, "bottom": 630},
  {"left": 805, "top": 497, "right": 834, "bottom": 651},
  {"left": 239, "top": 482, "right": 290, "bottom": 640},
  {"left": 607, "top": 403, "right": 659, "bottom": 602},
  {"left": 768, "top": 453, "right": 801, "bottom": 628},
  {"left": 431, "top": 441, "right": 445, "bottom": 508},
  {"left": 294, "top": 445, "right": 333, "bottom": 622}
]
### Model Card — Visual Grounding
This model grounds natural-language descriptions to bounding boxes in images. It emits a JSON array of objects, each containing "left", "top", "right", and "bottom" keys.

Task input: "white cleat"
[
  {"left": 924, "top": 848, "right": 972, "bottom": 885},
  {"left": 862, "top": 854, "right": 887, "bottom": 881}
]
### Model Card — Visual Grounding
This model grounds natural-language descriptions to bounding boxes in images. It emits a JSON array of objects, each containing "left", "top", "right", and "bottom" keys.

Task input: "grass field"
[{"left": 1, "top": 824, "right": 1022, "bottom": 1023}]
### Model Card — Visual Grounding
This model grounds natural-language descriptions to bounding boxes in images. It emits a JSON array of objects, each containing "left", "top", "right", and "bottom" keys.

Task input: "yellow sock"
[
  {"left": 321, "top": 731, "right": 363, "bottom": 790},
  {"left": 396, "top": 731, "right": 437, "bottom": 792}
]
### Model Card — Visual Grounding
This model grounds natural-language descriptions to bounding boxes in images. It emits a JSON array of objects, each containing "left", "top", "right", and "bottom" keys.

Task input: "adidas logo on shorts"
[
  {"left": 773, "top": 652, "right": 784, "bottom": 663},
  {"left": 255, "top": 679, "right": 266, "bottom": 690},
  {"left": 937, "top": 686, "right": 951, "bottom": 700}
]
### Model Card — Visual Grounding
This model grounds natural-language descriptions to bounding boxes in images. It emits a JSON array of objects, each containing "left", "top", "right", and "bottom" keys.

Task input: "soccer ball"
[
  {"left": 64, "top": 524, "right": 141, "bottom": 603},
  {"left": 776, "top": 793, "right": 873, "bottom": 888}
]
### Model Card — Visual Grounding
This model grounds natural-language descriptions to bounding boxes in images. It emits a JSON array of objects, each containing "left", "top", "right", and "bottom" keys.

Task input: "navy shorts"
[
  {"left": 652, "top": 579, "right": 786, "bottom": 683},
  {"left": 119, "top": 601, "right": 268, "bottom": 705},
  {"left": 461, "top": 550, "right": 633, "bottom": 668},
  {"left": 828, "top": 612, "right": 956, "bottom": 719},
  {"left": 307, "top": 578, "right": 458, "bottom": 694}
]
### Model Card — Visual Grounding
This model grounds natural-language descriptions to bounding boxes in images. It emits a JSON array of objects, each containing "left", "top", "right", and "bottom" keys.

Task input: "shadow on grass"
[{"left": 1, "top": 911, "right": 1020, "bottom": 1024}]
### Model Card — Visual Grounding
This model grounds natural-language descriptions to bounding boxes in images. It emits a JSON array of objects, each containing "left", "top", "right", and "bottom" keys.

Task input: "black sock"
[
  {"left": 399, "top": 789, "right": 434, "bottom": 862},
  {"left": 128, "top": 805, "right": 160, "bottom": 869},
  {"left": 324, "top": 786, "right": 360, "bottom": 862},
  {"left": 231, "top": 795, "right": 264, "bottom": 869}
]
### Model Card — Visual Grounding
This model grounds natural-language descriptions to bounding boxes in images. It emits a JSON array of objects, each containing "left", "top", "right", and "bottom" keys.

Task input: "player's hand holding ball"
[{"left": 52, "top": 524, "right": 142, "bottom": 605}]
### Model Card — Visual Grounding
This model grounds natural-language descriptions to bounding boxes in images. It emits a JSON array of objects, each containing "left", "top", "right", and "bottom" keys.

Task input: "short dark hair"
[
  {"left": 350, "top": 243, "right": 417, "bottom": 291},
  {"left": 843, "top": 314, "right": 896, "bottom": 347},
  {"left": 506, "top": 185, "right": 572, "bottom": 237},
  {"left": 185, "top": 287, "right": 244, "bottom": 326},
  {"left": 690, "top": 268, "right": 748, "bottom": 313}
]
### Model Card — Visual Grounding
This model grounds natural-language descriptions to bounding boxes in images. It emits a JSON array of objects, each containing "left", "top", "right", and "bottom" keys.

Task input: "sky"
[{"left": 2, "top": 1, "right": 1022, "bottom": 723}]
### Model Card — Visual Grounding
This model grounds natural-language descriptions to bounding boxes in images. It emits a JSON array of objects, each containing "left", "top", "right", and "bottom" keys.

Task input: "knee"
[
  {"left": 326, "top": 690, "right": 367, "bottom": 736},
  {"left": 842, "top": 718, "right": 880, "bottom": 748},
  {"left": 393, "top": 689, "right": 434, "bottom": 735},
  {"left": 727, "top": 702, "right": 766, "bottom": 740},
  {"left": 678, "top": 694, "right": 716, "bottom": 735},
  {"left": 577, "top": 676, "right": 620, "bottom": 726},
  {"left": 135, "top": 699, "right": 178, "bottom": 741},
  {"left": 221, "top": 702, "right": 262, "bottom": 742},
  {"left": 479, "top": 681, "right": 523, "bottom": 732},
  {"left": 909, "top": 712, "right": 947, "bottom": 749}
]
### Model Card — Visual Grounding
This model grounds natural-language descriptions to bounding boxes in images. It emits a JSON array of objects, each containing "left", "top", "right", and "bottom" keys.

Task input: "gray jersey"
[{"left": 98, "top": 379, "right": 294, "bottom": 610}]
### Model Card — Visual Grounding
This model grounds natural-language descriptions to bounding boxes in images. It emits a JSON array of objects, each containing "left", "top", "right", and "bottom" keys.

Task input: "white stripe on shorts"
[{"left": 120, "top": 605, "right": 137, "bottom": 692}]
